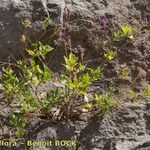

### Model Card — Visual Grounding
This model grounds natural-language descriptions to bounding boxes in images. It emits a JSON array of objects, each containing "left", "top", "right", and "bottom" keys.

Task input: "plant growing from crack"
[
  {"left": 114, "top": 25, "right": 135, "bottom": 41},
  {"left": 95, "top": 93, "right": 117, "bottom": 114},
  {"left": 0, "top": 42, "right": 103, "bottom": 137},
  {"left": 0, "top": 13, "right": 148, "bottom": 139}
]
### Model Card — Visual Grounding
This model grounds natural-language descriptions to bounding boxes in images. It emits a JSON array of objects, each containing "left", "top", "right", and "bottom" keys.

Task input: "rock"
[
  {"left": 5, "top": 100, "right": 149, "bottom": 150},
  {"left": 0, "top": 0, "right": 149, "bottom": 78},
  {"left": 76, "top": 101, "right": 150, "bottom": 150},
  {"left": 61, "top": 0, "right": 150, "bottom": 81},
  {"left": 0, "top": 0, "right": 150, "bottom": 150},
  {"left": 27, "top": 121, "right": 75, "bottom": 150},
  {"left": 0, "top": 0, "right": 65, "bottom": 61}
]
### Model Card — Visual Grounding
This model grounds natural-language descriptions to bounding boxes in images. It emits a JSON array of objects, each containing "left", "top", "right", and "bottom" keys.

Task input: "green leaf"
[
  {"left": 21, "top": 91, "right": 37, "bottom": 112},
  {"left": 89, "top": 66, "right": 103, "bottom": 81},
  {"left": 16, "top": 128, "right": 26, "bottom": 137},
  {"left": 2, "top": 67, "right": 21, "bottom": 96},
  {"left": 42, "top": 66, "right": 53, "bottom": 82},
  {"left": 121, "top": 25, "right": 134, "bottom": 39},
  {"left": 95, "top": 93, "right": 117, "bottom": 114},
  {"left": 32, "top": 64, "right": 43, "bottom": 74},
  {"left": 18, "top": 118, "right": 27, "bottom": 128},
  {"left": 37, "top": 42, "right": 53, "bottom": 59},
  {"left": 64, "top": 53, "right": 78, "bottom": 72},
  {"left": 9, "top": 114, "right": 19, "bottom": 127},
  {"left": 31, "top": 42, "right": 53, "bottom": 59},
  {"left": 22, "top": 19, "right": 31, "bottom": 28},
  {"left": 77, "top": 73, "right": 92, "bottom": 95},
  {"left": 129, "top": 90, "right": 136, "bottom": 98},
  {"left": 105, "top": 50, "right": 117, "bottom": 61},
  {"left": 114, "top": 31, "right": 124, "bottom": 41},
  {"left": 26, "top": 49, "right": 36, "bottom": 57},
  {"left": 114, "top": 25, "right": 134, "bottom": 41},
  {"left": 42, "top": 16, "right": 52, "bottom": 28},
  {"left": 41, "top": 89, "right": 63, "bottom": 114},
  {"left": 121, "top": 69, "right": 130, "bottom": 79},
  {"left": 70, "top": 76, "right": 79, "bottom": 89},
  {"left": 31, "top": 76, "right": 40, "bottom": 86},
  {"left": 82, "top": 73, "right": 91, "bottom": 84},
  {"left": 79, "top": 63, "right": 86, "bottom": 71},
  {"left": 143, "top": 87, "right": 150, "bottom": 96},
  {"left": 21, "top": 34, "right": 27, "bottom": 43}
]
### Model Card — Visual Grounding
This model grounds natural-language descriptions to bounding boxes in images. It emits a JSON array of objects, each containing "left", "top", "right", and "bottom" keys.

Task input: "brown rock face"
[{"left": 0, "top": 0, "right": 150, "bottom": 150}]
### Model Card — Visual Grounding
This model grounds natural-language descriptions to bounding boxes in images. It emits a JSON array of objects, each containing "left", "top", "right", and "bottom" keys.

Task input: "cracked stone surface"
[{"left": 0, "top": 0, "right": 150, "bottom": 150}]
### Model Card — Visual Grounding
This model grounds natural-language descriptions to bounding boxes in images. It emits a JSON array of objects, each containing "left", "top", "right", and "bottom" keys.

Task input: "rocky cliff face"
[
  {"left": 0, "top": 0, "right": 150, "bottom": 150},
  {"left": 0, "top": 0, "right": 149, "bottom": 60},
  {"left": 0, "top": 0, "right": 65, "bottom": 60},
  {"left": 22, "top": 100, "right": 150, "bottom": 150}
]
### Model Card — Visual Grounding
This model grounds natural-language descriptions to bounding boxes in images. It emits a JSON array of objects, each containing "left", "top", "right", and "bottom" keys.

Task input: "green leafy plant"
[
  {"left": 120, "top": 69, "right": 130, "bottom": 79},
  {"left": 143, "top": 87, "right": 150, "bottom": 97},
  {"left": 26, "top": 41, "right": 53, "bottom": 59},
  {"left": 0, "top": 41, "right": 56, "bottom": 136},
  {"left": 129, "top": 90, "right": 136, "bottom": 98},
  {"left": 21, "top": 60, "right": 53, "bottom": 86},
  {"left": 128, "top": 89, "right": 138, "bottom": 102},
  {"left": 64, "top": 52, "right": 79, "bottom": 72},
  {"left": 42, "top": 16, "right": 52, "bottom": 29},
  {"left": 120, "top": 63, "right": 130, "bottom": 79},
  {"left": 9, "top": 114, "right": 27, "bottom": 137},
  {"left": 21, "top": 91, "right": 38, "bottom": 113},
  {"left": 22, "top": 19, "right": 31, "bottom": 28},
  {"left": 114, "top": 25, "right": 134, "bottom": 41},
  {"left": 63, "top": 53, "right": 102, "bottom": 96},
  {"left": 105, "top": 50, "right": 117, "bottom": 61},
  {"left": 40, "top": 89, "right": 63, "bottom": 114},
  {"left": 95, "top": 93, "right": 117, "bottom": 114},
  {"left": 0, "top": 67, "right": 21, "bottom": 100},
  {"left": 0, "top": 16, "right": 145, "bottom": 140},
  {"left": 0, "top": 44, "right": 103, "bottom": 137}
]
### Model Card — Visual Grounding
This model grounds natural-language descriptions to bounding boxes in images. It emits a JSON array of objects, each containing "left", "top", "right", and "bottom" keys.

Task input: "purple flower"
[
  {"left": 70, "top": 71, "right": 74, "bottom": 82},
  {"left": 100, "top": 18, "right": 109, "bottom": 30}
]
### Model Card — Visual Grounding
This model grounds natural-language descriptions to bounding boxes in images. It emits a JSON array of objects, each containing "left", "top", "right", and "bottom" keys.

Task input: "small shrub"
[
  {"left": 0, "top": 16, "right": 145, "bottom": 139},
  {"left": 9, "top": 114, "right": 27, "bottom": 137},
  {"left": 105, "top": 50, "right": 117, "bottom": 61},
  {"left": 95, "top": 93, "right": 117, "bottom": 114},
  {"left": 114, "top": 25, "right": 134, "bottom": 41},
  {"left": 63, "top": 53, "right": 103, "bottom": 96},
  {"left": 120, "top": 63, "right": 131, "bottom": 79},
  {"left": 143, "top": 87, "right": 150, "bottom": 97},
  {"left": 0, "top": 43, "right": 103, "bottom": 137}
]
